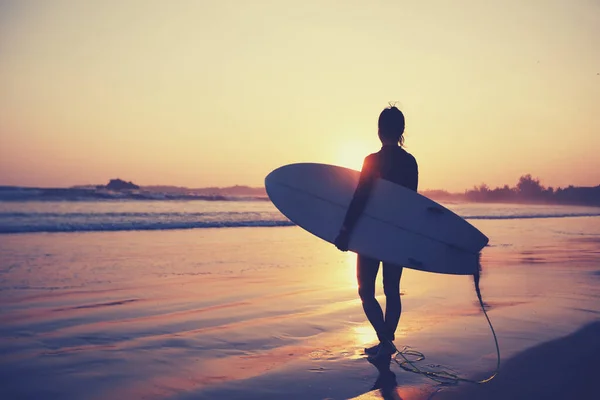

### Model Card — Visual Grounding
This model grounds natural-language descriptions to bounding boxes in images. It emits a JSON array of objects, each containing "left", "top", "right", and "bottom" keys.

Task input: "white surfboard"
[{"left": 265, "top": 163, "right": 489, "bottom": 275}]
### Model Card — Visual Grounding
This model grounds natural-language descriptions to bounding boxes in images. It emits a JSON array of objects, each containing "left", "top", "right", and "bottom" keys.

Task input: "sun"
[{"left": 336, "top": 140, "right": 372, "bottom": 171}]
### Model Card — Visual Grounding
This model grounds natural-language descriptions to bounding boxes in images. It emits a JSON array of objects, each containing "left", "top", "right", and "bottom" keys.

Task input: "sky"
[{"left": 0, "top": 0, "right": 599, "bottom": 191}]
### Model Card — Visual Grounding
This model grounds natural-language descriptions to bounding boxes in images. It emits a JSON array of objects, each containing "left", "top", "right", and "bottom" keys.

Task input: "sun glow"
[{"left": 336, "top": 141, "right": 373, "bottom": 171}]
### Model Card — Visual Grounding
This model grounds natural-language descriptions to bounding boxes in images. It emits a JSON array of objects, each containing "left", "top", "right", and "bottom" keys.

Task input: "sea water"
[
  {"left": 0, "top": 200, "right": 599, "bottom": 399},
  {"left": 1, "top": 199, "right": 598, "bottom": 234}
]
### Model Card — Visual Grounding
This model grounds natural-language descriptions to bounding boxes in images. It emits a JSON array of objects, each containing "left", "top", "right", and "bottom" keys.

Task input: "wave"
[
  {"left": 464, "top": 213, "right": 600, "bottom": 220},
  {"left": 4, "top": 211, "right": 598, "bottom": 220},
  {"left": 0, "top": 187, "right": 267, "bottom": 202},
  {"left": 0, "top": 211, "right": 275, "bottom": 218},
  {"left": 0, "top": 220, "right": 295, "bottom": 234},
  {"left": 1, "top": 207, "right": 598, "bottom": 235}
]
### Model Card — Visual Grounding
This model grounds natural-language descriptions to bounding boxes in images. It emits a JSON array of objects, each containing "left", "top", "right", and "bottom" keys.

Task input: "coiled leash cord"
[{"left": 392, "top": 266, "right": 500, "bottom": 385}]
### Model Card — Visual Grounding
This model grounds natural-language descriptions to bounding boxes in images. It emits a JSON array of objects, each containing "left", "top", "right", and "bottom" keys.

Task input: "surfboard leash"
[{"left": 391, "top": 256, "right": 501, "bottom": 385}]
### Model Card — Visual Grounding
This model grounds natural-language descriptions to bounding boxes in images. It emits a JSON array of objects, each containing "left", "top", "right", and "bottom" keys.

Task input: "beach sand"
[
  {"left": 1, "top": 215, "right": 599, "bottom": 399},
  {"left": 352, "top": 321, "right": 600, "bottom": 400},
  {"left": 432, "top": 321, "right": 600, "bottom": 400}
]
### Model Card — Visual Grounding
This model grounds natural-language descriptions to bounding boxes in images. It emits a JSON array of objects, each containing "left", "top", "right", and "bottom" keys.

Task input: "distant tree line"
[{"left": 422, "top": 174, "right": 600, "bottom": 207}]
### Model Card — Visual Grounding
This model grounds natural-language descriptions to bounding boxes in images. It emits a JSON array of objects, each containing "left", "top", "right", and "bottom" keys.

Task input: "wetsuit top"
[{"left": 341, "top": 145, "right": 418, "bottom": 232}]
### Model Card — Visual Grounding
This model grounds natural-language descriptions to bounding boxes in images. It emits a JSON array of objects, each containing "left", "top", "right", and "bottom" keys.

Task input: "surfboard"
[{"left": 265, "top": 163, "right": 489, "bottom": 275}]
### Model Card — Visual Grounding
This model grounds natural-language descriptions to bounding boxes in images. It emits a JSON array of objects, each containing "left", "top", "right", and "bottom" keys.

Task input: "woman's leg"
[
  {"left": 357, "top": 255, "right": 389, "bottom": 342},
  {"left": 382, "top": 263, "right": 403, "bottom": 341}
]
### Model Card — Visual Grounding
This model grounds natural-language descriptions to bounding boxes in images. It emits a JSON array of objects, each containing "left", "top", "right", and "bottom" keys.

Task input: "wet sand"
[
  {"left": 353, "top": 321, "right": 600, "bottom": 400},
  {"left": 434, "top": 321, "right": 600, "bottom": 400}
]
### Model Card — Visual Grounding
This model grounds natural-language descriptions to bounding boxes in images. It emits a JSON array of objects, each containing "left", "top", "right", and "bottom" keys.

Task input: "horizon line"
[{"left": 1, "top": 181, "right": 599, "bottom": 194}]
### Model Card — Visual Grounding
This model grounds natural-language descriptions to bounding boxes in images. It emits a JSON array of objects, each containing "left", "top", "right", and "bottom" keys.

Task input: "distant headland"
[
  {"left": 101, "top": 179, "right": 140, "bottom": 191},
  {"left": 0, "top": 178, "right": 268, "bottom": 201},
  {"left": 421, "top": 174, "right": 600, "bottom": 207},
  {"left": 76, "top": 178, "right": 268, "bottom": 198},
  {"left": 0, "top": 175, "right": 598, "bottom": 206}
]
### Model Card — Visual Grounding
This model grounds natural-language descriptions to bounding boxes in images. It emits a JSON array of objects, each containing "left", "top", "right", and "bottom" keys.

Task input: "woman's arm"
[{"left": 334, "top": 156, "right": 378, "bottom": 250}]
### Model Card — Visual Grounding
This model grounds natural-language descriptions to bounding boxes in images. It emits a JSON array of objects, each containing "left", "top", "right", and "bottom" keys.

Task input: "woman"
[{"left": 334, "top": 105, "right": 418, "bottom": 362}]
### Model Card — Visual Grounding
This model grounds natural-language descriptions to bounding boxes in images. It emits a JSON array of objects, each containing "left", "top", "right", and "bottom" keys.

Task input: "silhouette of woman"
[{"left": 334, "top": 105, "right": 418, "bottom": 362}]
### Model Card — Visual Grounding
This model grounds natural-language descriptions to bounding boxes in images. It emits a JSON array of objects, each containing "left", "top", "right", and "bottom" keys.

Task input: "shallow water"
[{"left": 0, "top": 207, "right": 599, "bottom": 399}]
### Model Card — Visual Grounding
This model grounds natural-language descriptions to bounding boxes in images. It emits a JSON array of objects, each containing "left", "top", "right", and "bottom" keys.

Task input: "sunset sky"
[{"left": 1, "top": 0, "right": 598, "bottom": 191}]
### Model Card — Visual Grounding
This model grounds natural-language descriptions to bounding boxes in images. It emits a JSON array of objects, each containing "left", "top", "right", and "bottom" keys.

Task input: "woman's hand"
[{"left": 334, "top": 227, "right": 351, "bottom": 251}]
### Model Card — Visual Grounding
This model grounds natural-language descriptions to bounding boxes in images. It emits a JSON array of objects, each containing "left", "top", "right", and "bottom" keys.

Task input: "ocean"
[
  {"left": 1, "top": 199, "right": 599, "bottom": 234},
  {"left": 1, "top": 199, "right": 599, "bottom": 399}
]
